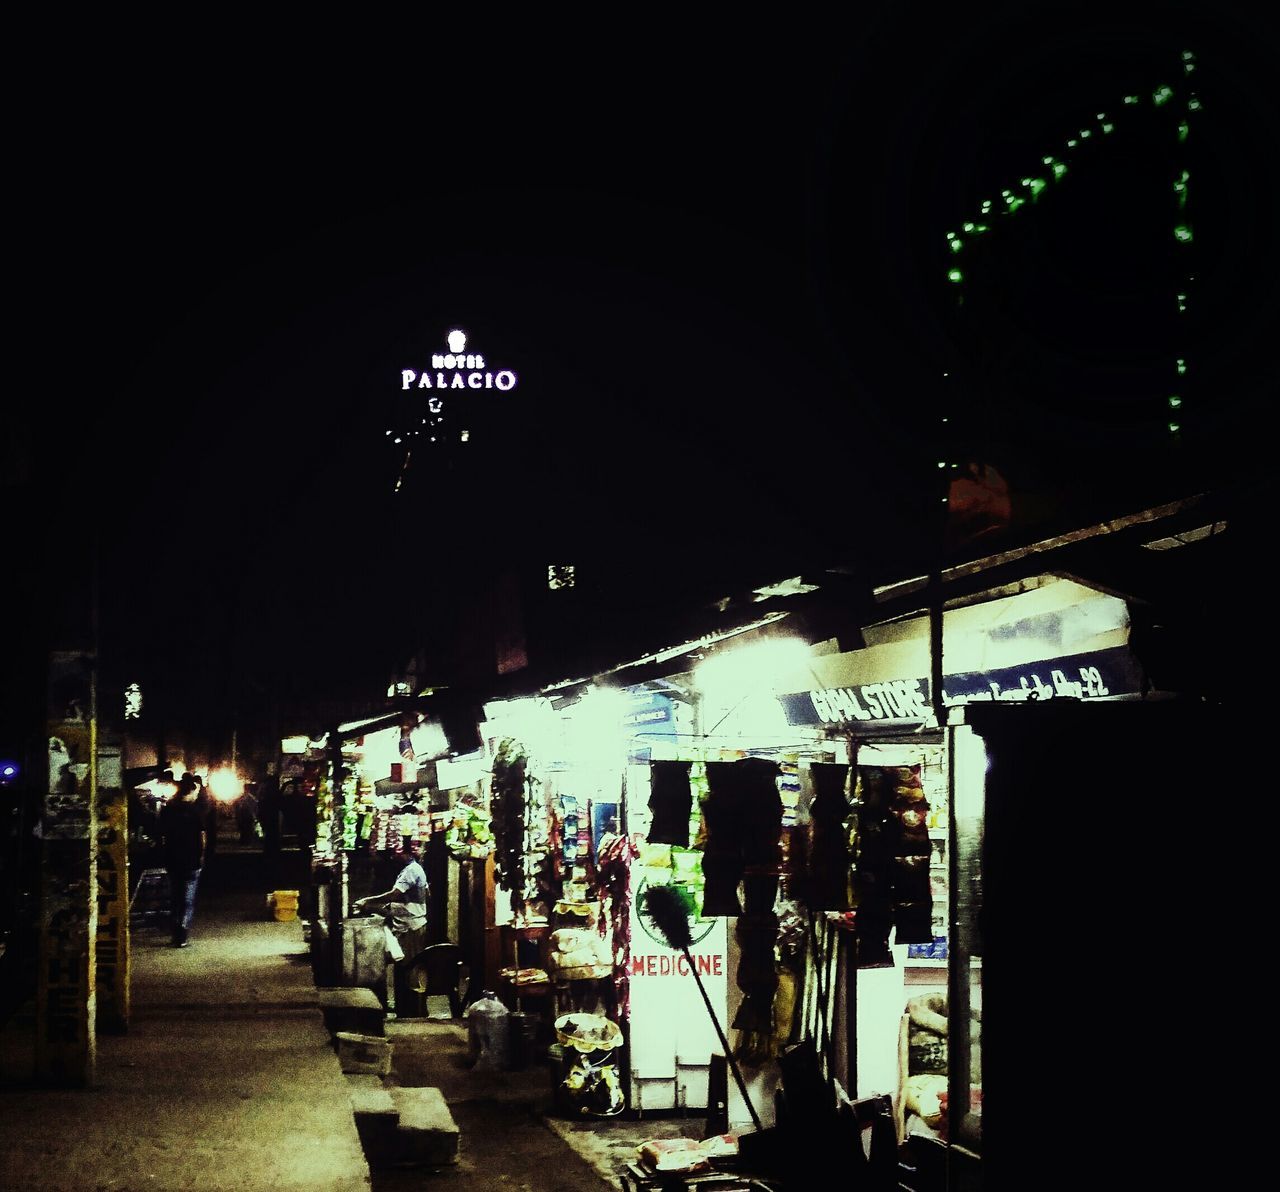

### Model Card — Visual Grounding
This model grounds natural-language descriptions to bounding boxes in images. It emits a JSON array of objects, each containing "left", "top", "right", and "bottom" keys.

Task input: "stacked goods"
[{"left": 546, "top": 926, "right": 611, "bottom": 980}]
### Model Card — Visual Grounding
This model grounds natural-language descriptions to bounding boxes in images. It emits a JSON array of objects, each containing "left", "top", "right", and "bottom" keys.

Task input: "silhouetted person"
[
  {"left": 235, "top": 782, "right": 259, "bottom": 844},
  {"left": 193, "top": 773, "right": 218, "bottom": 865},
  {"left": 159, "top": 773, "right": 213, "bottom": 947}
]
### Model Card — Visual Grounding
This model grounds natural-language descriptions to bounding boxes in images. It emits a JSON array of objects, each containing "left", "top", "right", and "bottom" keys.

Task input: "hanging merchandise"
[
  {"left": 851, "top": 764, "right": 934, "bottom": 967},
  {"left": 797, "top": 763, "right": 855, "bottom": 911},
  {"left": 444, "top": 792, "right": 494, "bottom": 861},
  {"left": 490, "top": 737, "right": 537, "bottom": 904},
  {"left": 701, "top": 758, "right": 782, "bottom": 918},
  {"left": 771, "top": 898, "right": 807, "bottom": 1056},
  {"left": 594, "top": 831, "right": 640, "bottom": 1021},
  {"left": 647, "top": 761, "right": 692, "bottom": 847}
]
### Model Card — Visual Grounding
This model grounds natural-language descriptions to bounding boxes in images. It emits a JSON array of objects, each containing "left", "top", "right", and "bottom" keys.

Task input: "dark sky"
[{"left": 12, "top": 3, "right": 1278, "bottom": 731}]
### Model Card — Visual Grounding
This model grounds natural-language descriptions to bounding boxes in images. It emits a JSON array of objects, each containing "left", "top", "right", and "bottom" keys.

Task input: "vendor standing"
[{"left": 353, "top": 839, "right": 430, "bottom": 967}]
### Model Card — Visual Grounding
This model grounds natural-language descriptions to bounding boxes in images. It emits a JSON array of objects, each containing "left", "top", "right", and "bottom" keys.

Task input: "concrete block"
[
  {"left": 346, "top": 1073, "right": 399, "bottom": 1163},
  {"left": 392, "top": 1086, "right": 459, "bottom": 1166},
  {"left": 318, "top": 986, "right": 385, "bottom": 1037},
  {"left": 336, "top": 1031, "right": 393, "bottom": 1076},
  {"left": 345, "top": 1074, "right": 397, "bottom": 1118}
]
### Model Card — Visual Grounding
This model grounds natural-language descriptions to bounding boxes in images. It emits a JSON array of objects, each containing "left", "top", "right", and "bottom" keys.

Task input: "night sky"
[{"left": 11, "top": 4, "right": 1278, "bottom": 734}]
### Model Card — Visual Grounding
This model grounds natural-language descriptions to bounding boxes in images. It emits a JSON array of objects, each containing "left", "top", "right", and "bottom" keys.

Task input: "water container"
[{"left": 465, "top": 992, "right": 510, "bottom": 1071}]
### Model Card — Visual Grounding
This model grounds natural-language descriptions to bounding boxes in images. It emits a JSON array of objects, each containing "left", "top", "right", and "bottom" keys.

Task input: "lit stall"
[{"left": 766, "top": 575, "right": 1154, "bottom": 1189}]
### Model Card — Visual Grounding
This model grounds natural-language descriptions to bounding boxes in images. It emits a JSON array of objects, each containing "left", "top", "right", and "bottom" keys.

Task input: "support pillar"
[{"left": 37, "top": 650, "right": 99, "bottom": 1085}]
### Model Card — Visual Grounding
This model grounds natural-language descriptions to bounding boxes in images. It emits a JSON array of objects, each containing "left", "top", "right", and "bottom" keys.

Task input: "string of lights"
[{"left": 937, "top": 51, "right": 1201, "bottom": 502}]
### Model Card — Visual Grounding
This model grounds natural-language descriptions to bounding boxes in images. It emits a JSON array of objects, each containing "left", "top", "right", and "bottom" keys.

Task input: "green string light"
[
  {"left": 1187, "top": 96, "right": 1202, "bottom": 112},
  {"left": 1177, "top": 293, "right": 1188, "bottom": 312},
  {"left": 1168, "top": 396, "right": 1183, "bottom": 409},
  {"left": 948, "top": 268, "right": 963, "bottom": 283},
  {"left": 1153, "top": 85, "right": 1174, "bottom": 106},
  {"left": 1124, "top": 95, "right": 1140, "bottom": 105},
  {"left": 1177, "top": 120, "right": 1189, "bottom": 143},
  {"left": 1174, "top": 224, "right": 1193, "bottom": 243},
  {"left": 1100, "top": 121, "right": 1115, "bottom": 134},
  {"left": 1176, "top": 359, "right": 1187, "bottom": 376},
  {"left": 1173, "top": 170, "right": 1190, "bottom": 208},
  {"left": 1168, "top": 421, "right": 1181, "bottom": 434}
]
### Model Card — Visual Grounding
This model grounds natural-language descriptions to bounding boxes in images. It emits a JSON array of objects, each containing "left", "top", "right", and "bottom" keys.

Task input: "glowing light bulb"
[
  {"left": 1176, "top": 359, "right": 1187, "bottom": 376},
  {"left": 1124, "top": 95, "right": 1140, "bottom": 105},
  {"left": 1177, "top": 121, "right": 1189, "bottom": 143},
  {"left": 1153, "top": 85, "right": 1174, "bottom": 106},
  {"left": 1168, "top": 422, "right": 1181, "bottom": 434},
  {"left": 1052, "top": 162, "right": 1068, "bottom": 180},
  {"left": 1168, "top": 395, "right": 1183, "bottom": 409},
  {"left": 947, "top": 268, "right": 963, "bottom": 283},
  {"left": 1174, "top": 224, "right": 1193, "bottom": 243},
  {"left": 950, "top": 238, "right": 963, "bottom": 253}
]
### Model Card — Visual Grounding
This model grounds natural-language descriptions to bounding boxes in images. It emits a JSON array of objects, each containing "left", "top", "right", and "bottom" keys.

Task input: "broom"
[{"left": 640, "top": 883, "right": 764, "bottom": 1133}]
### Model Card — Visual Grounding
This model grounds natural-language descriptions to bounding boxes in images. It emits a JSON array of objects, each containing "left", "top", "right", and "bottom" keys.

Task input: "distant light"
[
  {"left": 124, "top": 682, "right": 142, "bottom": 721},
  {"left": 0, "top": 760, "right": 19, "bottom": 784},
  {"left": 208, "top": 766, "right": 243, "bottom": 803},
  {"left": 460, "top": 430, "right": 470, "bottom": 442},
  {"left": 447, "top": 329, "right": 467, "bottom": 353}
]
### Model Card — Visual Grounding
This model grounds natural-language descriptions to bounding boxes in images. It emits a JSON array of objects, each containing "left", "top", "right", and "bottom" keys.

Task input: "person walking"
[{"left": 159, "top": 773, "right": 213, "bottom": 947}]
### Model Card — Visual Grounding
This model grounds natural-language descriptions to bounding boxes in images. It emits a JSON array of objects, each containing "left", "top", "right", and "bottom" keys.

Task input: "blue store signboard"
[{"left": 778, "top": 645, "right": 1145, "bottom": 728}]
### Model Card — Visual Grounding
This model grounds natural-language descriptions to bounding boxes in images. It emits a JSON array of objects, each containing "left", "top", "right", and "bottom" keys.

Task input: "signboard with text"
[{"left": 779, "top": 645, "right": 1145, "bottom": 728}]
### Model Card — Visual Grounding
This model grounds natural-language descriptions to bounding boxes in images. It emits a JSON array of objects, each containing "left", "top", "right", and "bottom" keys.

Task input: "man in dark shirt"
[{"left": 159, "top": 773, "right": 213, "bottom": 947}]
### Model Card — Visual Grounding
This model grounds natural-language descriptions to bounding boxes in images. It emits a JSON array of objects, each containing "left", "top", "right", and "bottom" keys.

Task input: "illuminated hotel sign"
[{"left": 400, "top": 328, "right": 517, "bottom": 392}]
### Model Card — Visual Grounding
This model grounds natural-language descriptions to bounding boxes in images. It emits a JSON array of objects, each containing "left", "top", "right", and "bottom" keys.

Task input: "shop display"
[
  {"left": 444, "top": 793, "right": 494, "bottom": 860},
  {"left": 555, "top": 1012, "right": 624, "bottom": 1117}
]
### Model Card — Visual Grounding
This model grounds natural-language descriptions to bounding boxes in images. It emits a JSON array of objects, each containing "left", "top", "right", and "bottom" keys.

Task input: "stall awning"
[{"left": 773, "top": 577, "right": 1145, "bottom": 729}]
